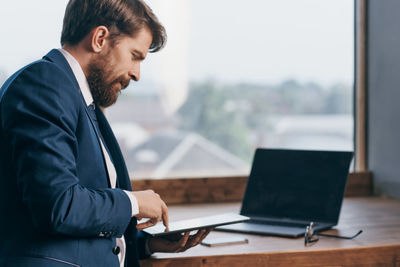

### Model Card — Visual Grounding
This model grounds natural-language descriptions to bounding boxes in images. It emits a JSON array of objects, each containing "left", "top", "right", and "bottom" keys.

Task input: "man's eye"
[
  {"left": 131, "top": 54, "right": 138, "bottom": 60},
  {"left": 131, "top": 53, "right": 144, "bottom": 61}
]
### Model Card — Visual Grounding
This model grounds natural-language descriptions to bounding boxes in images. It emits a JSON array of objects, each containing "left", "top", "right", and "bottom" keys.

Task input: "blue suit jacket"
[{"left": 0, "top": 50, "right": 148, "bottom": 267}]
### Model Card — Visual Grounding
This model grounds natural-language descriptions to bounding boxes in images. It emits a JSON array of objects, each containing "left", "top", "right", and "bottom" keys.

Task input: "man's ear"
[{"left": 91, "top": 26, "right": 110, "bottom": 53}]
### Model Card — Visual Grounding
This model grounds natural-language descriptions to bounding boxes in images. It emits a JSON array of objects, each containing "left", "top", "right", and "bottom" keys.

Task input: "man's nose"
[{"left": 129, "top": 65, "right": 140, "bottom": 82}]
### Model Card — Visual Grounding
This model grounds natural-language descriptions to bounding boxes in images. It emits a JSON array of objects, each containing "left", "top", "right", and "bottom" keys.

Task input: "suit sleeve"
[{"left": 1, "top": 61, "right": 132, "bottom": 238}]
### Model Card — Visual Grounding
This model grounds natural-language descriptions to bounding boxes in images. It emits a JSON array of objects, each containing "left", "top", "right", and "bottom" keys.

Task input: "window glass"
[
  {"left": 0, "top": 0, "right": 354, "bottom": 179},
  {"left": 107, "top": 0, "right": 354, "bottom": 178}
]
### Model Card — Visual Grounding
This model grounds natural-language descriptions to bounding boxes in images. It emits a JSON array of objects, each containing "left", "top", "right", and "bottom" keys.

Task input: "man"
[{"left": 0, "top": 0, "right": 209, "bottom": 266}]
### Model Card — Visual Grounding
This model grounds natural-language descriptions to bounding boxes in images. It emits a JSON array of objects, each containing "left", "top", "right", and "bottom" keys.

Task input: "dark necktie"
[
  {"left": 87, "top": 104, "right": 100, "bottom": 132},
  {"left": 87, "top": 104, "right": 114, "bottom": 163},
  {"left": 87, "top": 103, "right": 119, "bottom": 188}
]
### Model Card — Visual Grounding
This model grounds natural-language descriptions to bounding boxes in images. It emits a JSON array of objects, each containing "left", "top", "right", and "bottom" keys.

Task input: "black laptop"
[{"left": 216, "top": 148, "right": 353, "bottom": 237}]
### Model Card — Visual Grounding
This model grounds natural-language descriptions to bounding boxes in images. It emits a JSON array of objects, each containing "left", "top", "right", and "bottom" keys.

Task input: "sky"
[
  {"left": 0, "top": 0, "right": 353, "bottom": 88},
  {"left": 185, "top": 0, "right": 354, "bottom": 86}
]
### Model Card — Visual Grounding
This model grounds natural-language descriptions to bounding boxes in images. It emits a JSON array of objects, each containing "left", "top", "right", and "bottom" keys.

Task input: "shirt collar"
[{"left": 58, "top": 48, "right": 93, "bottom": 107}]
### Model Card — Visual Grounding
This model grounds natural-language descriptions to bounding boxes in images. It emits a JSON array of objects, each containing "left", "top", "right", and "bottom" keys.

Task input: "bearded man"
[{"left": 0, "top": 1, "right": 209, "bottom": 266}]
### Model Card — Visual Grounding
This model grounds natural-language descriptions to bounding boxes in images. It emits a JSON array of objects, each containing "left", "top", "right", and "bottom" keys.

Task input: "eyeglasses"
[{"left": 304, "top": 222, "right": 363, "bottom": 246}]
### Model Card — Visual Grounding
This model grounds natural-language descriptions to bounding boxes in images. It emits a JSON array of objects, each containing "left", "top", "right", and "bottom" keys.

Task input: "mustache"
[
  {"left": 108, "top": 77, "right": 131, "bottom": 91},
  {"left": 121, "top": 80, "right": 130, "bottom": 90},
  {"left": 116, "top": 78, "right": 131, "bottom": 90}
]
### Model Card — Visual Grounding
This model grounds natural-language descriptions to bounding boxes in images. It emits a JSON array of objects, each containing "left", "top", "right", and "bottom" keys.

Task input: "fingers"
[
  {"left": 199, "top": 228, "right": 212, "bottom": 242},
  {"left": 177, "top": 229, "right": 207, "bottom": 252},
  {"left": 133, "top": 190, "right": 168, "bottom": 228},
  {"left": 174, "top": 232, "right": 190, "bottom": 252},
  {"left": 191, "top": 229, "right": 207, "bottom": 245},
  {"left": 149, "top": 228, "right": 214, "bottom": 254},
  {"left": 161, "top": 200, "right": 169, "bottom": 230},
  {"left": 136, "top": 218, "right": 158, "bottom": 230}
]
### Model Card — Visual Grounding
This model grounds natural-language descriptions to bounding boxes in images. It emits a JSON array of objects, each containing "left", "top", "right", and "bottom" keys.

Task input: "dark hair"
[{"left": 61, "top": 0, "right": 166, "bottom": 52}]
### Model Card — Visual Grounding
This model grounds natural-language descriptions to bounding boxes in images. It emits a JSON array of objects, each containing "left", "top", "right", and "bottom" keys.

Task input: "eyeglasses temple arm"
[{"left": 317, "top": 230, "right": 363, "bottom": 239}]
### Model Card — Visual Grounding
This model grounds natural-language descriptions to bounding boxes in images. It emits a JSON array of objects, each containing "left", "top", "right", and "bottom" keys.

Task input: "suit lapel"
[
  {"left": 43, "top": 49, "right": 132, "bottom": 191},
  {"left": 43, "top": 50, "right": 94, "bottom": 137},
  {"left": 43, "top": 50, "right": 105, "bottom": 158}
]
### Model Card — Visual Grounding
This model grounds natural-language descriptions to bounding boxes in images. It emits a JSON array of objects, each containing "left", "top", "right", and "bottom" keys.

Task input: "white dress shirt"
[{"left": 59, "top": 48, "right": 139, "bottom": 267}]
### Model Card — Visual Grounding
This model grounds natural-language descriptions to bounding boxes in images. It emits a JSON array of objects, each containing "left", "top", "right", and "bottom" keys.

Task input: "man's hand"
[
  {"left": 147, "top": 228, "right": 212, "bottom": 253},
  {"left": 133, "top": 190, "right": 169, "bottom": 230}
]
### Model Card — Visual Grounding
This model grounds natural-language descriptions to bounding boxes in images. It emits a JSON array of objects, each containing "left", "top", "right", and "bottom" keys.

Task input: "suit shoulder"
[
  {"left": 0, "top": 59, "right": 83, "bottom": 131},
  {"left": 16, "top": 59, "right": 74, "bottom": 89},
  {"left": 1, "top": 59, "right": 81, "bottom": 106},
  {"left": 2, "top": 59, "right": 64, "bottom": 88}
]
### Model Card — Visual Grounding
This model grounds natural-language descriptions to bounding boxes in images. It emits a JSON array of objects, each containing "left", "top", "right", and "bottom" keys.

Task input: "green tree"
[{"left": 178, "top": 81, "right": 253, "bottom": 161}]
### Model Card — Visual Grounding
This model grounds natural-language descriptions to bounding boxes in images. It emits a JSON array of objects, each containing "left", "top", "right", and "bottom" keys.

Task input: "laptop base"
[{"left": 216, "top": 221, "right": 333, "bottom": 238}]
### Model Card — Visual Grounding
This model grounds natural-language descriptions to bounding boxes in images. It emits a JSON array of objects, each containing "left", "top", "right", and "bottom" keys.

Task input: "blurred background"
[{"left": 0, "top": 0, "right": 354, "bottom": 179}]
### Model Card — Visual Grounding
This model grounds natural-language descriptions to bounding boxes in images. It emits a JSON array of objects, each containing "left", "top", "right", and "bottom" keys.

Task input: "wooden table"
[{"left": 141, "top": 197, "right": 400, "bottom": 267}]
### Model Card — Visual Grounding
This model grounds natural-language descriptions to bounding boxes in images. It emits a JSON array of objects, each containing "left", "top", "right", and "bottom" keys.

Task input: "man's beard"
[{"left": 86, "top": 53, "right": 130, "bottom": 108}]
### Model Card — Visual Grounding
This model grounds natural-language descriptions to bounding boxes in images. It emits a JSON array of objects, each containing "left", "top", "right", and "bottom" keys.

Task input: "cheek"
[
  {"left": 105, "top": 67, "right": 121, "bottom": 83},
  {"left": 113, "top": 65, "right": 131, "bottom": 81},
  {"left": 104, "top": 56, "right": 130, "bottom": 83}
]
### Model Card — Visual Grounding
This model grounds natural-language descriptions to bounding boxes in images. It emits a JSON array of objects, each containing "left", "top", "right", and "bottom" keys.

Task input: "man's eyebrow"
[{"left": 132, "top": 50, "right": 146, "bottom": 60}]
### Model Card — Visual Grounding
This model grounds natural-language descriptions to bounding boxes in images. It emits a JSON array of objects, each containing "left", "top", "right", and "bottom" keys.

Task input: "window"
[
  {"left": 0, "top": 0, "right": 354, "bottom": 180},
  {"left": 106, "top": 0, "right": 355, "bottom": 179}
]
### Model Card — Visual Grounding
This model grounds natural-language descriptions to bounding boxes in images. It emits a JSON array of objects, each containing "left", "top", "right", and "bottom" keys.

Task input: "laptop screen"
[{"left": 240, "top": 148, "right": 353, "bottom": 224}]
